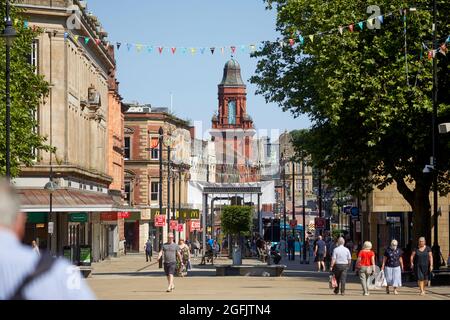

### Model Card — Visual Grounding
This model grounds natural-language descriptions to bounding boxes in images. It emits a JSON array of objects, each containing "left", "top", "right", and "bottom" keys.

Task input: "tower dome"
[{"left": 219, "top": 59, "right": 245, "bottom": 86}]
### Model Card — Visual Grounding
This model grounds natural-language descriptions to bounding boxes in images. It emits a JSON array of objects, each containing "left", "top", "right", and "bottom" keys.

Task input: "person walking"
[
  {"left": 330, "top": 237, "right": 352, "bottom": 295},
  {"left": 287, "top": 236, "right": 295, "bottom": 261},
  {"left": 158, "top": 233, "right": 183, "bottom": 292},
  {"left": 410, "top": 237, "right": 433, "bottom": 296},
  {"left": 381, "top": 239, "right": 404, "bottom": 295},
  {"left": 192, "top": 238, "right": 200, "bottom": 257},
  {"left": 314, "top": 235, "right": 327, "bottom": 272},
  {"left": 0, "top": 181, "right": 94, "bottom": 300},
  {"left": 144, "top": 238, "right": 153, "bottom": 262},
  {"left": 177, "top": 239, "right": 190, "bottom": 277},
  {"left": 356, "top": 241, "right": 376, "bottom": 296},
  {"left": 31, "top": 240, "right": 40, "bottom": 257}
]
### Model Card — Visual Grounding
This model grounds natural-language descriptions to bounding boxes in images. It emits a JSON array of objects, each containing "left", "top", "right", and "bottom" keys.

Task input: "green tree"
[
  {"left": 251, "top": 0, "right": 450, "bottom": 242},
  {"left": 0, "top": 3, "right": 51, "bottom": 177},
  {"left": 221, "top": 205, "right": 253, "bottom": 265}
]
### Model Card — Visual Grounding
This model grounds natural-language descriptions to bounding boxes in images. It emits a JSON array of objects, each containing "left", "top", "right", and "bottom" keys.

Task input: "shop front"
[{"left": 24, "top": 212, "right": 49, "bottom": 249}]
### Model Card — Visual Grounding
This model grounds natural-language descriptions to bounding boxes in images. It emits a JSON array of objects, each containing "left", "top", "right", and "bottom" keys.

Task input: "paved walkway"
[{"left": 86, "top": 253, "right": 450, "bottom": 300}]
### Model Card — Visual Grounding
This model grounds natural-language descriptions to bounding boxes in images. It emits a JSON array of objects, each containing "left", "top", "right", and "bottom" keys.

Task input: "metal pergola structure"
[{"left": 199, "top": 183, "right": 263, "bottom": 254}]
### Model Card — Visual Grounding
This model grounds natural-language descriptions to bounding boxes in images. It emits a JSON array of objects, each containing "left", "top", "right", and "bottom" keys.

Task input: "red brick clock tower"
[{"left": 211, "top": 59, "right": 259, "bottom": 183}]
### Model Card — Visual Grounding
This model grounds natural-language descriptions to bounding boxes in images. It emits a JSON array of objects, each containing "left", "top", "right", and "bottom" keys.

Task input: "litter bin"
[
  {"left": 79, "top": 245, "right": 92, "bottom": 266},
  {"left": 232, "top": 245, "right": 242, "bottom": 265}
]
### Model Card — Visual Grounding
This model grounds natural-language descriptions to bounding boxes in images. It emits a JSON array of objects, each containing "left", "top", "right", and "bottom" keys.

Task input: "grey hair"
[
  {"left": 391, "top": 239, "right": 398, "bottom": 247},
  {"left": 363, "top": 241, "right": 372, "bottom": 250},
  {"left": 418, "top": 237, "right": 426, "bottom": 243},
  {"left": 337, "top": 237, "right": 345, "bottom": 246},
  {"left": 0, "top": 180, "right": 21, "bottom": 227}
]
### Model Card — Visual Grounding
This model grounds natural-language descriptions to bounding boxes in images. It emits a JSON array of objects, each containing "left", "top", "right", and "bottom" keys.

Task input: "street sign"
[
  {"left": 350, "top": 207, "right": 359, "bottom": 217},
  {"left": 170, "top": 220, "right": 178, "bottom": 230},
  {"left": 177, "top": 224, "right": 184, "bottom": 232},
  {"left": 289, "top": 219, "right": 298, "bottom": 228},
  {"left": 48, "top": 222, "right": 54, "bottom": 234},
  {"left": 155, "top": 215, "right": 166, "bottom": 227},
  {"left": 315, "top": 217, "right": 326, "bottom": 229},
  {"left": 355, "top": 221, "right": 361, "bottom": 233},
  {"left": 190, "top": 220, "right": 201, "bottom": 231}
]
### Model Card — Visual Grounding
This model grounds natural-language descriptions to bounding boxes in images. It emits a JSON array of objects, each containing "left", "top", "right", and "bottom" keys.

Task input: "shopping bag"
[
  {"left": 332, "top": 275, "right": 338, "bottom": 288},
  {"left": 375, "top": 270, "right": 386, "bottom": 288},
  {"left": 328, "top": 275, "right": 334, "bottom": 289}
]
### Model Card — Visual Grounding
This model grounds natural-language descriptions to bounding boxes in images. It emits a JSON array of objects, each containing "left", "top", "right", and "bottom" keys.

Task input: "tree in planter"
[
  {"left": 251, "top": 0, "right": 450, "bottom": 243},
  {"left": 221, "top": 205, "right": 253, "bottom": 266}
]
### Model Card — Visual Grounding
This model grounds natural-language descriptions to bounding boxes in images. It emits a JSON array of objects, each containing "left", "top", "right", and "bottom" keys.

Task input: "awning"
[{"left": 18, "top": 188, "right": 139, "bottom": 213}]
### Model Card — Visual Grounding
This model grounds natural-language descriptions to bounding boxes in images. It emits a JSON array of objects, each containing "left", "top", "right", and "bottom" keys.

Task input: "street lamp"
[
  {"left": 158, "top": 127, "right": 163, "bottom": 268},
  {"left": 1, "top": 0, "right": 17, "bottom": 180},
  {"left": 44, "top": 180, "right": 58, "bottom": 254}
]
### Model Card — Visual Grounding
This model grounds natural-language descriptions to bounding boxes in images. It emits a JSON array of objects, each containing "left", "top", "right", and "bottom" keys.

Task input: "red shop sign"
[
  {"left": 155, "top": 215, "right": 166, "bottom": 227},
  {"left": 190, "top": 220, "right": 201, "bottom": 231},
  {"left": 101, "top": 213, "right": 118, "bottom": 221},
  {"left": 119, "top": 212, "right": 130, "bottom": 219},
  {"left": 169, "top": 220, "right": 178, "bottom": 231},
  {"left": 177, "top": 224, "right": 184, "bottom": 232}
]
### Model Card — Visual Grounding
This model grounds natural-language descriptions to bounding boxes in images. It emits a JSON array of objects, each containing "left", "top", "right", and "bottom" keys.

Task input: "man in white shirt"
[
  {"left": 330, "top": 237, "right": 352, "bottom": 295},
  {"left": 0, "top": 180, "right": 95, "bottom": 300}
]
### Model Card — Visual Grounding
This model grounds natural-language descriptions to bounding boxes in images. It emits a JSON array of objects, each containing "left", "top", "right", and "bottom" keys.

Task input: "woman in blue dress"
[{"left": 381, "top": 239, "right": 404, "bottom": 295}]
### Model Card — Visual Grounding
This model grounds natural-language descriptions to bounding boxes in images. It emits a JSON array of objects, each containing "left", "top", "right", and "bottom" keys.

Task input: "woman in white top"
[{"left": 31, "top": 240, "right": 40, "bottom": 256}]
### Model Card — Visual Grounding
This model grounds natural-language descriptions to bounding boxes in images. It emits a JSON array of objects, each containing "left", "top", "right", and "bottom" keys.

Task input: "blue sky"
[{"left": 88, "top": 0, "right": 311, "bottom": 138}]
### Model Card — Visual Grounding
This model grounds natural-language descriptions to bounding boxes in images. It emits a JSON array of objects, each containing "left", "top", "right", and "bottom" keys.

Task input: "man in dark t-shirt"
[
  {"left": 158, "top": 233, "right": 182, "bottom": 292},
  {"left": 314, "top": 236, "right": 327, "bottom": 272}
]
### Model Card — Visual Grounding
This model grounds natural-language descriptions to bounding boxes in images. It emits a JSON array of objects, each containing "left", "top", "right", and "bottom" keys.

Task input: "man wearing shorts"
[
  {"left": 314, "top": 235, "right": 327, "bottom": 272},
  {"left": 158, "top": 233, "right": 183, "bottom": 292}
]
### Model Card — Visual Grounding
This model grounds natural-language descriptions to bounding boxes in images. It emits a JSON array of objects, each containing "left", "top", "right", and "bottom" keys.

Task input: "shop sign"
[
  {"left": 190, "top": 220, "right": 201, "bottom": 230},
  {"left": 125, "top": 212, "right": 140, "bottom": 221},
  {"left": 26, "top": 212, "right": 48, "bottom": 224},
  {"left": 101, "top": 213, "right": 117, "bottom": 221},
  {"left": 48, "top": 222, "right": 54, "bottom": 234},
  {"left": 151, "top": 208, "right": 167, "bottom": 219},
  {"left": 170, "top": 220, "right": 178, "bottom": 230},
  {"left": 177, "top": 224, "right": 184, "bottom": 232},
  {"left": 69, "top": 213, "right": 88, "bottom": 223},
  {"left": 175, "top": 209, "right": 200, "bottom": 220},
  {"left": 79, "top": 246, "right": 92, "bottom": 266},
  {"left": 119, "top": 212, "right": 131, "bottom": 219},
  {"left": 155, "top": 215, "right": 166, "bottom": 227},
  {"left": 315, "top": 217, "right": 326, "bottom": 229},
  {"left": 140, "top": 209, "right": 151, "bottom": 220}
]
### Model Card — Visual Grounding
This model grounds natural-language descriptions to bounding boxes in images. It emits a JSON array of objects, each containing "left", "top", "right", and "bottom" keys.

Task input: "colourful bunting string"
[
  {"left": 349, "top": 24, "right": 354, "bottom": 32},
  {"left": 171, "top": 47, "right": 177, "bottom": 54},
  {"left": 210, "top": 47, "right": 215, "bottom": 55},
  {"left": 231, "top": 46, "right": 236, "bottom": 54},
  {"left": 85, "top": 37, "right": 89, "bottom": 44},
  {"left": 158, "top": 46, "right": 164, "bottom": 54},
  {"left": 117, "top": 42, "right": 121, "bottom": 50},
  {"left": 74, "top": 35, "right": 79, "bottom": 42}
]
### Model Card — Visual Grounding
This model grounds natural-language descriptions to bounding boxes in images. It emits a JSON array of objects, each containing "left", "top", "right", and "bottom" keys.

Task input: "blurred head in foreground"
[{"left": 0, "top": 179, "right": 25, "bottom": 239}]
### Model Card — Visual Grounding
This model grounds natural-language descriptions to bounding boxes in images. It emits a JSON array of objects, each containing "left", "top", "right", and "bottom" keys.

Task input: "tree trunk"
[{"left": 396, "top": 178, "right": 431, "bottom": 245}]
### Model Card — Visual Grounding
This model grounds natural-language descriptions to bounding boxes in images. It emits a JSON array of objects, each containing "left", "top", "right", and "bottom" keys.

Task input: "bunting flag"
[
  {"left": 298, "top": 34, "right": 305, "bottom": 45},
  {"left": 231, "top": 46, "right": 236, "bottom": 53},
  {"left": 85, "top": 37, "right": 90, "bottom": 45},
  {"left": 116, "top": 42, "right": 121, "bottom": 50},
  {"left": 181, "top": 47, "right": 187, "bottom": 54},
  {"left": 158, "top": 46, "right": 164, "bottom": 54},
  {"left": 190, "top": 47, "right": 196, "bottom": 55},
  {"left": 447, "top": 36, "right": 450, "bottom": 43},
  {"left": 136, "top": 44, "right": 143, "bottom": 52},
  {"left": 249, "top": 44, "right": 256, "bottom": 52},
  {"left": 309, "top": 34, "right": 314, "bottom": 43},
  {"left": 24, "top": 20, "right": 29, "bottom": 28},
  {"left": 240, "top": 45, "right": 246, "bottom": 52},
  {"left": 358, "top": 21, "right": 364, "bottom": 30},
  {"left": 171, "top": 47, "right": 177, "bottom": 54},
  {"left": 338, "top": 26, "right": 344, "bottom": 35},
  {"left": 349, "top": 24, "right": 354, "bottom": 32},
  {"left": 74, "top": 35, "right": 79, "bottom": 42},
  {"left": 200, "top": 47, "right": 206, "bottom": 54},
  {"left": 147, "top": 45, "right": 153, "bottom": 53},
  {"left": 95, "top": 39, "right": 101, "bottom": 45},
  {"left": 127, "top": 43, "right": 133, "bottom": 51},
  {"left": 440, "top": 43, "right": 448, "bottom": 56},
  {"left": 378, "top": 15, "right": 384, "bottom": 23},
  {"left": 210, "top": 47, "right": 215, "bottom": 55},
  {"left": 289, "top": 38, "right": 295, "bottom": 46},
  {"left": 221, "top": 47, "right": 224, "bottom": 54},
  {"left": 64, "top": 32, "right": 69, "bottom": 40}
]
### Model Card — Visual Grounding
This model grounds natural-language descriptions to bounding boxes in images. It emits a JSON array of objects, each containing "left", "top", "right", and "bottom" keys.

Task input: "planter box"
[{"left": 216, "top": 265, "right": 286, "bottom": 277}]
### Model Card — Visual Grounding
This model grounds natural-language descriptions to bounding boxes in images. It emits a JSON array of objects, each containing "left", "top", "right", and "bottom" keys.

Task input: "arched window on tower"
[{"left": 228, "top": 100, "right": 236, "bottom": 125}]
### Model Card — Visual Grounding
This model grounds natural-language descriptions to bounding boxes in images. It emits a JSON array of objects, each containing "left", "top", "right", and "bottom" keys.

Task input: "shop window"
[
  {"left": 151, "top": 181, "right": 159, "bottom": 202},
  {"left": 124, "top": 137, "right": 131, "bottom": 160}
]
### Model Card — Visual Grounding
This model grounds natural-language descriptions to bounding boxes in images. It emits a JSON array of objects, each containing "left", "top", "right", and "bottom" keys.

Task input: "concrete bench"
[{"left": 216, "top": 265, "right": 286, "bottom": 277}]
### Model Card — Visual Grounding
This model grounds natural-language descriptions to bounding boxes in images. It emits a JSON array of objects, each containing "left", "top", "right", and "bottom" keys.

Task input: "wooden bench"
[{"left": 216, "top": 265, "right": 286, "bottom": 277}]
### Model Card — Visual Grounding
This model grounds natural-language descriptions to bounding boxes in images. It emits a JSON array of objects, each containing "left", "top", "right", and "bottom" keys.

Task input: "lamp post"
[
  {"left": 281, "top": 153, "right": 287, "bottom": 243},
  {"left": 431, "top": 0, "right": 440, "bottom": 271},
  {"left": 291, "top": 160, "right": 295, "bottom": 261},
  {"left": 302, "top": 153, "right": 308, "bottom": 264},
  {"left": 1, "top": 0, "right": 17, "bottom": 180},
  {"left": 44, "top": 180, "right": 57, "bottom": 254},
  {"left": 158, "top": 127, "right": 163, "bottom": 268}
]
